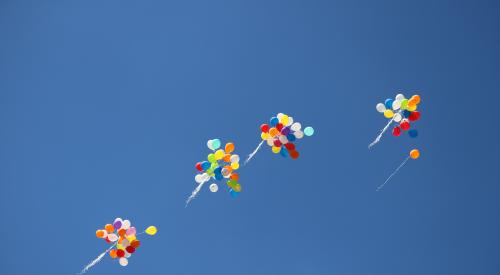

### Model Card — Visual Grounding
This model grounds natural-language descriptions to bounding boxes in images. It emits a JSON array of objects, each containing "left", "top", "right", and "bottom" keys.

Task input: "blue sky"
[{"left": 1, "top": 1, "right": 499, "bottom": 274}]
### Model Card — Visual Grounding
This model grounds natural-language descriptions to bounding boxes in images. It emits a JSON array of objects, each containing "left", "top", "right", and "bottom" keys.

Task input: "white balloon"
[
  {"left": 121, "top": 220, "right": 131, "bottom": 230},
  {"left": 122, "top": 239, "right": 130, "bottom": 247},
  {"left": 206, "top": 140, "right": 214, "bottom": 150},
  {"left": 108, "top": 233, "right": 118, "bottom": 242},
  {"left": 279, "top": 135, "right": 288, "bottom": 144},
  {"left": 395, "top": 93, "right": 405, "bottom": 101},
  {"left": 119, "top": 257, "right": 128, "bottom": 266},
  {"left": 376, "top": 103, "right": 386, "bottom": 113},
  {"left": 202, "top": 173, "right": 210, "bottom": 181},
  {"left": 230, "top": 154, "right": 240, "bottom": 163},
  {"left": 291, "top": 122, "right": 302, "bottom": 132},
  {"left": 221, "top": 168, "right": 230, "bottom": 177},
  {"left": 195, "top": 174, "right": 203, "bottom": 184},
  {"left": 392, "top": 100, "right": 401, "bottom": 110},
  {"left": 393, "top": 113, "right": 402, "bottom": 122},
  {"left": 266, "top": 138, "right": 274, "bottom": 146},
  {"left": 209, "top": 183, "right": 218, "bottom": 192},
  {"left": 287, "top": 116, "right": 294, "bottom": 126},
  {"left": 294, "top": 130, "right": 304, "bottom": 139},
  {"left": 277, "top": 113, "right": 284, "bottom": 120}
]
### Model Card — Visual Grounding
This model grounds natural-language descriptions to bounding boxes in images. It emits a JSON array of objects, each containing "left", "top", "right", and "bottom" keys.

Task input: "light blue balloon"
[
  {"left": 304, "top": 126, "right": 315, "bottom": 136},
  {"left": 211, "top": 139, "right": 221, "bottom": 150}
]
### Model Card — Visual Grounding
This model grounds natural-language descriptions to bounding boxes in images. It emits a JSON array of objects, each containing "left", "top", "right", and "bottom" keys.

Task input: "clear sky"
[{"left": 1, "top": 1, "right": 499, "bottom": 274}]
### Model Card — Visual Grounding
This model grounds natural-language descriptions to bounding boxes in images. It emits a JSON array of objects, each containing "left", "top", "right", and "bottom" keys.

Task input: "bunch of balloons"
[
  {"left": 187, "top": 139, "right": 242, "bottom": 204},
  {"left": 369, "top": 93, "right": 421, "bottom": 148},
  {"left": 95, "top": 218, "right": 157, "bottom": 267},
  {"left": 246, "top": 113, "right": 314, "bottom": 163},
  {"left": 80, "top": 218, "right": 157, "bottom": 273}
]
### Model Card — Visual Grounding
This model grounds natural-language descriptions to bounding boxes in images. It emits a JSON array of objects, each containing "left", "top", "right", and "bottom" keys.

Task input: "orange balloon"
[
  {"left": 269, "top": 128, "right": 279, "bottom": 137},
  {"left": 224, "top": 165, "right": 233, "bottom": 173},
  {"left": 289, "top": 150, "right": 300, "bottom": 159},
  {"left": 105, "top": 224, "right": 115, "bottom": 233},
  {"left": 230, "top": 173, "right": 239, "bottom": 181},
  {"left": 412, "top": 95, "right": 421, "bottom": 104},
  {"left": 131, "top": 240, "right": 141, "bottom": 248},
  {"left": 118, "top": 229, "right": 126, "bottom": 237},
  {"left": 96, "top": 230, "right": 105, "bottom": 238},
  {"left": 225, "top": 143, "right": 235, "bottom": 153},
  {"left": 223, "top": 154, "right": 231, "bottom": 162},
  {"left": 109, "top": 249, "right": 117, "bottom": 259},
  {"left": 410, "top": 149, "right": 420, "bottom": 159}
]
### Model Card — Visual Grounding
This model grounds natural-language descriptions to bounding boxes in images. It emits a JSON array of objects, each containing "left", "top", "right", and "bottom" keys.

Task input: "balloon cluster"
[
  {"left": 376, "top": 94, "right": 421, "bottom": 138},
  {"left": 195, "top": 139, "right": 241, "bottom": 198},
  {"left": 260, "top": 113, "right": 314, "bottom": 159},
  {"left": 95, "top": 218, "right": 157, "bottom": 267}
]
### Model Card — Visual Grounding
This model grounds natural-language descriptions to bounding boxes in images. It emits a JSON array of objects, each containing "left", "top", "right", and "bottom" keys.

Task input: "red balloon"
[
  {"left": 276, "top": 123, "right": 283, "bottom": 131},
  {"left": 289, "top": 150, "right": 299, "bottom": 159},
  {"left": 260, "top": 124, "right": 270, "bottom": 133},
  {"left": 409, "top": 111, "right": 420, "bottom": 122},
  {"left": 400, "top": 119, "right": 410, "bottom": 131},
  {"left": 284, "top": 143, "right": 295, "bottom": 151},
  {"left": 273, "top": 139, "right": 282, "bottom": 147},
  {"left": 392, "top": 126, "right": 401, "bottom": 136},
  {"left": 116, "top": 249, "right": 125, "bottom": 258},
  {"left": 126, "top": 246, "right": 136, "bottom": 254},
  {"left": 195, "top": 162, "right": 202, "bottom": 172}
]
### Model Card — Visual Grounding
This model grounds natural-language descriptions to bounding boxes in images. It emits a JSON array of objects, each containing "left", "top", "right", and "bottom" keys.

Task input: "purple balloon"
[
  {"left": 113, "top": 221, "right": 122, "bottom": 229},
  {"left": 281, "top": 127, "right": 291, "bottom": 136}
]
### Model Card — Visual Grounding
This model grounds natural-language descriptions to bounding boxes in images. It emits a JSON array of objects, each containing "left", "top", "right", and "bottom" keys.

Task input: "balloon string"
[
  {"left": 78, "top": 243, "right": 117, "bottom": 274},
  {"left": 185, "top": 179, "right": 209, "bottom": 206},
  {"left": 376, "top": 156, "right": 410, "bottom": 191},
  {"left": 245, "top": 140, "right": 264, "bottom": 165},
  {"left": 368, "top": 118, "right": 394, "bottom": 149}
]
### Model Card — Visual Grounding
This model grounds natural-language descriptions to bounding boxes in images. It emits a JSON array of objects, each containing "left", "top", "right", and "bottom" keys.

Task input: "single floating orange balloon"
[{"left": 410, "top": 149, "right": 420, "bottom": 159}]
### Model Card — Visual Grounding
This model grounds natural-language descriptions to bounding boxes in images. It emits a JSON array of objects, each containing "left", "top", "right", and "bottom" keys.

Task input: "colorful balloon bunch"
[
  {"left": 375, "top": 94, "right": 421, "bottom": 138},
  {"left": 258, "top": 113, "right": 314, "bottom": 160},
  {"left": 187, "top": 139, "right": 242, "bottom": 204},
  {"left": 94, "top": 218, "right": 157, "bottom": 267}
]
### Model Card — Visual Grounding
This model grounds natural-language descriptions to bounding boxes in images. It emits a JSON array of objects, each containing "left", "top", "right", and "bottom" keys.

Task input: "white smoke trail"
[
  {"left": 376, "top": 156, "right": 410, "bottom": 191},
  {"left": 78, "top": 243, "right": 116, "bottom": 274},
  {"left": 245, "top": 140, "right": 264, "bottom": 165},
  {"left": 368, "top": 118, "right": 394, "bottom": 149},
  {"left": 185, "top": 179, "right": 209, "bottom": 206}
]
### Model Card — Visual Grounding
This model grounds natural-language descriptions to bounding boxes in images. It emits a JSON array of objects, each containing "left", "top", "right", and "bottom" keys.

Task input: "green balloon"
[
  {"left": 207, "top": 153, "right": 216, "bottom": 163},
  {"left": 400, "top": 99, "right": 408, "bottom": 110},
  {"left": 304, "top": 126, "right": 315, "bottom": 137}
]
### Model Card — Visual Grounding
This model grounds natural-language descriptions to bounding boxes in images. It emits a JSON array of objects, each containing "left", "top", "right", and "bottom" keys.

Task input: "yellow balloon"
[
  {"left": 233, "top": 184, "right": 241, "bottom": 192},
  {"left": 145, "top": 226, "right": 157, "bottom": 236},
  {"left": 214, "top": 149, "right": 225, "bottom": 160},
  {"left": 271, "top": 146, "right": 281, "bottom": 154},
  {"left": 261, "top": 132, "right": 270, "bottom": 140},
  {"left": 127, "top": 235, "right": 136, "bottom": 242},
  {"left": 231, "top": 162, "right": 239, "bottom": 170},
  {"left": 407, "top": 104, "right": 417, "bottom": 111},
  {"left": 383, "top": 110, "right": 394, "bottom": 119},
  {"left": 280, "top": 114, "right": 289, "bottom": 125},
  {"left": 116, "top": 243, "right": 124, "bottom": 250}
]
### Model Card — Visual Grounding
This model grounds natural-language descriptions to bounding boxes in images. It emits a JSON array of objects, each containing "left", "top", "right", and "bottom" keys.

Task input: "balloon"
[
  {"left": 395, "top": 93, "right": 405, "bottom": 101},
  {"left": 392, "top": 126, "right": 401, "bottom": 137},
  {"left": 230, "top": 154, "right": 240, "bottom": 163},
  {"left": 195, "top": 162, "right": 202, "bottom": 172},
  {"left": 211, "top": 139, "right": 221, "bottom": 150},
  {"left": 121, "top": 220, "right": 131, "bottom": 230},
  {"left": 278, "top": 135, "right": 289, "bottom": 144},
  {"left": 201, "top": 161, "right": 211, "bottom": 171},
  {"left": 119, "top": 257, "right": 128, "bottom": 267},
  {"left": 207, "top": 140, "right": 214, "bottom": 150},
  {"left": 376, "top": 103, "right": 386, "bottom": 113},
  {"left": 410, "top": 149, "right": 420, "bottom": 159},
  {"left": 105, "top": 224, "right": 114, "bottom": 233},
  {"left": 260, "top": 124, "right": 270, "bottom": 133},
  {"left": 408, "top": 129, "right": 418, "bottom": 138},
  {"left": 409, "top": 111, "right": 420, "bottom": 121},
  {"left": 223, "top": 153, "right": 231, "bottom": 162},
  {"left": 207, "top": 153, "right": 216, "bottom": 163},
  {"left": 108, "top": 234, "right": 118, "bottom": 242},
  {"left": 109, "top": 249, "right": 117, "bottom": 259},
  {"left": 281, "top": 127, "right": 291, "bottom": 136},
  {"left": 304, "top": 126, "right": 314, "bottom": 136},
  {"left": 126, "top": 246, "right": 135, "bottom": 254},
  {"left": 273, "top": 139, "right": 282, "bottom": 147},
  {"left": 145, "top": 226, "right": 157, "bottom": 236},
  {"left": 270, "top": 117, "right": 279, "bottom": 127},
  {"left": 286, "top": 116, "right": 294, "bottom": 126},
  {"left": 272, "top": 146, "right": 281, "bottom": 153},
  {"left": 96, "top": 230, "right": 106, "bottom": 238},
  {"left": 121, "top": 239, "right": 130, "bottom": 247},
  {"left": 383, "top": 110, "right": 394, "bottom": 119},
  {"left": 116, "top": 249, "right": 125, "bottom": 258},
  {"left": 209, "top": 183, "right": 218, "bottom": 192},
  {"left": 291, "top": 122, "right": 302, "bottom": 131},
  {"left": 233, "top": 183, "right": 242, "bottom": 192},
  {"left": 226, "top": 180, "right": 237, "bottom": 188},
  {"left": 269, "top": 127, "right": 279, "bottom": 137},
  {"left": 284, "top": 143, "right": 295, "bottom": 151},
  {"left": 229, "top": 189, "right": 240, "bottom": 198},
  {"left": 294, "top": 130, "right": 304, "bottom": 139},
  {"left": 214, "top": 149, "right": 225, "bottom": 160},
  {"left": 289, "top": 150, "right": 299, "bottom": 159},
  {"left": 230, "top": 173, "right": 239, "bottom": 181},
  {"left": 231, "top": 162, "right": 239, "bottom": 170},
  {"left": 400, "top": 99, "right": 408, "bottom": 110},
  {"left": 393, "top": 113, "right": 402, "bottom": 122},
  {"left": 266, "top": 138, "right": 274, "bottom": 146},
  {"left": 280, "top": 114, "right": 289, "bottom": 125},
  {"left": 280, "top": 147, "right": 289, "bottom": 157},
  {"left": 113, "top": 218, "right": 123, "bottom": 229},
  {"left": 118, "top": 228, "right": 126, "bottom": 237},
  {"left": 130, "top": 240, "right": 141, "bottom": 248},
  {"left": 407, "top": 103, "right": 417, "bottom": 111},
  {"left": 392, "top": 100, "right": 401, "bottom": 110},
  {"left": 412, "top": 94, "right": 421, "bottom": 104},
  {"left": 400, "top": 119, "right": 410, "bottom": 131},
  {"left": 126, "top": 227, "right": 136, "bottom": 236},
  {"left": 384, "top": 98, "right": 394, "bottom": 109},
  {"left": 225, "top": 143, "right": 235, "bottom": 153}
]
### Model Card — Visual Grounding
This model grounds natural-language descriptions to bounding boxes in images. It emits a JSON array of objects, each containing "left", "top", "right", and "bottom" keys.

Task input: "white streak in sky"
[
  {"left": 368, "top": 118, "right": 394, "bottom": 149},
  {"left": 376, "top": 156, "right": 410, "bottom": 191},
  {"left": 185, "top": 180, "right": 208, "bottom": 206},
  {"left": 245, "top": 140, "right": 264, "bottom": 165},
  {"left": 78, "top": 243, "right": 116, "bottom": 274}
]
